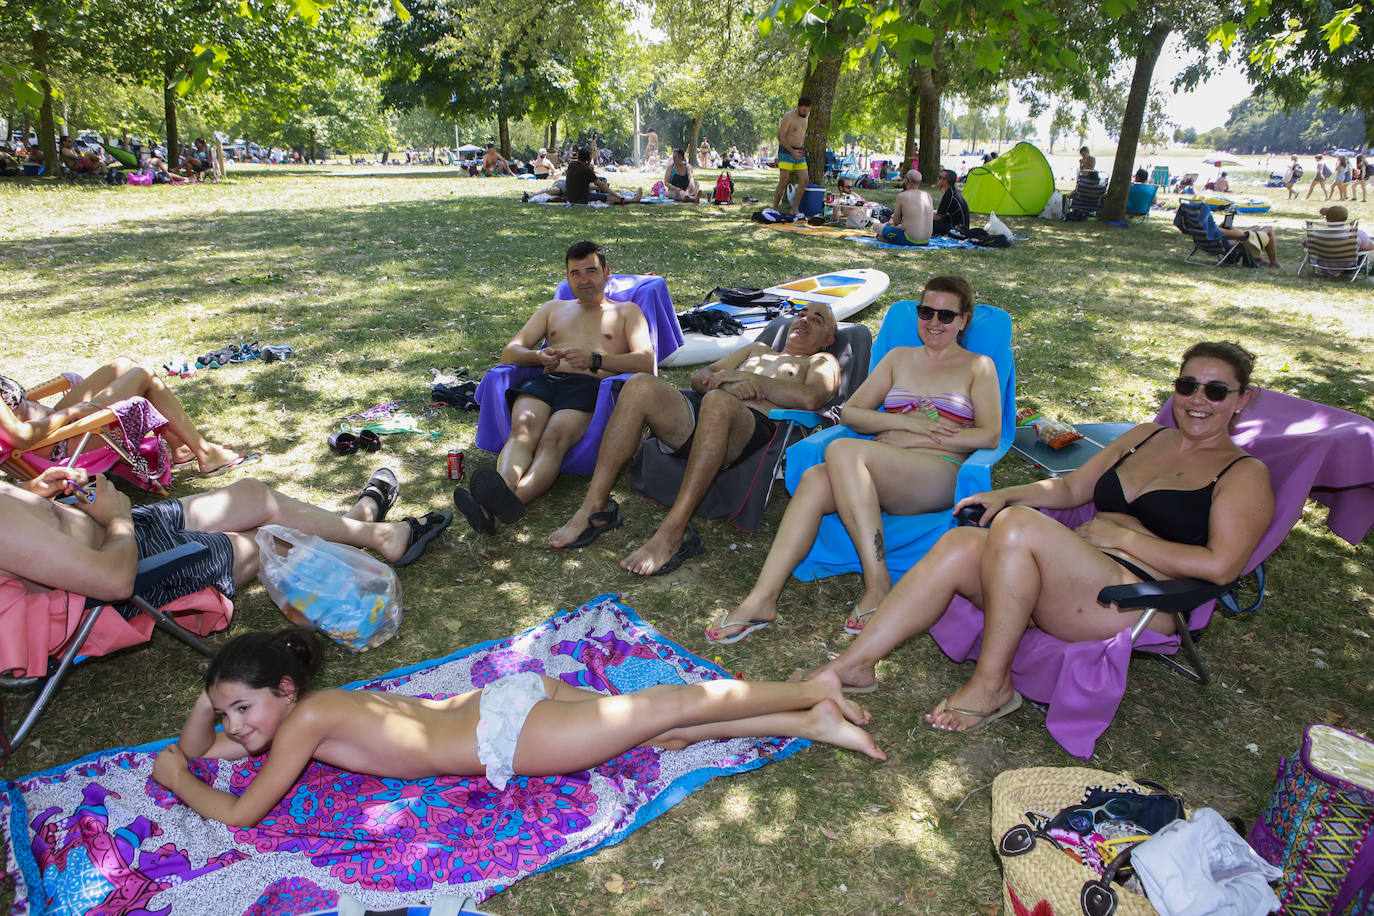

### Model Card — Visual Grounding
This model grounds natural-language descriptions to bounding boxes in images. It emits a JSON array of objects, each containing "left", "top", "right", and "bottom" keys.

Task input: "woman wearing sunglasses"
[
  {"left": 707, "top": 275, "right": 1003, "bottom": 644},
  {"left": 793, "top": 341, "right": 1274, "bottom": 732}
]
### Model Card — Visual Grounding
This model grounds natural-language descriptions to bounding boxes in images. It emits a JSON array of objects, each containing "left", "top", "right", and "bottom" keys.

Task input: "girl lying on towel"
[{"left": 152, "top": 627, "right": 885, "bottom": 827}]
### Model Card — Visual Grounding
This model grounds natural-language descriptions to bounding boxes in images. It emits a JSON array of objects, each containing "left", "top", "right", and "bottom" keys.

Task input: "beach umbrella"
[{"left": 1203, "top": 156, "right": 1240, "bottom": 166}]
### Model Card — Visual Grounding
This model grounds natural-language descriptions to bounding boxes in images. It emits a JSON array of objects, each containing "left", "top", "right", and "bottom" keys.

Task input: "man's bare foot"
[
  {"left": 788, "top": 658, "right": 878, "bottom": 694},
  {"left": 802, "top": 699, "right": 886, "bottom": 761},
  {"left": 549, "top": 500, "right": 607, "bottom": 549},
  {"left": 621, "top": 526, "right": 686, "bottom": 575},
  {"left": 196, "top": 442, "right": 247, "bottom": 474},
  {"left": 924, "top": 678, "right": 1018, "bottom": 732},
  {"left": 376, "top": 521, "right": 411, "bottom": 563}
]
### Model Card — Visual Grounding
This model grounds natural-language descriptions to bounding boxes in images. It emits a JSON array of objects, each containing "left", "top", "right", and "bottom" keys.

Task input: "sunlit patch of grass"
[{"left": 1, "top": 167, "right": 1371, "bottom": 915}]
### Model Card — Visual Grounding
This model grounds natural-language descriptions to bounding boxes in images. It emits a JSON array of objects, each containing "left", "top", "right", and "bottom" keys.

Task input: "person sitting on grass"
[
  {"left": 532, "top": 149, "right": 556, "bottom": 179},
  {"left": 180, "top": 137, "right": 215, "bottom": 180},
  {"left": 707, "top": 276, "right": 1002, "bottom": 644},
  {"left": 563, "top": 147, "right": 641, "bottom": 205},
  {"left": 875, "top": 170, "right": 933, "bottom": 246},
  {"left": 548, "top": 304, "right": 840, "bottom": 576},
  {"left": 0, "top": 464, "right": 451, "bottom": 628},
  {"left": 792, "top": 341, "right": 1273, "bottom": 733},
  {"left": 1, "top": 358, "right": 251, "bottom": 477},
  {"left": 150, "top": 626, "right": 883, "bottom": 826},
  {"left": 59, "top": 137, "right": 103, "bottom": 174},
  {"left": 452, "top": 241, "right": 654, "bottom": 534},
  {"left": 0, "top": 146, "right": 22, "bottom": 175},
  {"left": 662, "top": 149, "right": 700, "bottom": 202},
  {"left": 481, "top": 144, "right": 515, "bottom": 177},
  {"left": 930, "top": 169, "right": 970, "bottom": 237}
]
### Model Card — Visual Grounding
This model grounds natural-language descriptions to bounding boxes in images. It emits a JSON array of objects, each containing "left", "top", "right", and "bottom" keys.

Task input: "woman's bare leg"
[
  {"left": 794, "top": 525, "right": 990, "bottom": 690},
  {"left": 513, "top": 670, "right": 883, "bottom": 777},
  {"left": 57, "top": 359, "right": 240, "bottom": 472},
  {"left": 718, "top": 464, "right": 837, "bottom": 635},
  {"left": 925, "top": 507, "right": 1169, "bottom": 731},
  {"left": 825, "top": 439, "right": 961, "bottom": 614}
]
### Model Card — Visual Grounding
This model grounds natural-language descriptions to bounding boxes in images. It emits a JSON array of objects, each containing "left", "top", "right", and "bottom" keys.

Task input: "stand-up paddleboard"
[
  {"left": 1198, "top": 193, "right": 1272, "bottom": 214},
  {"left": 659, "top": 267, "right": 888, "bottom": 368}
]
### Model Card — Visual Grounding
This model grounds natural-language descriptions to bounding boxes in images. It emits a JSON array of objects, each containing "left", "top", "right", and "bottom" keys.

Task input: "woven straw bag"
[{"left": 992, "top": 767, "right": 1164, "bottom": 916}]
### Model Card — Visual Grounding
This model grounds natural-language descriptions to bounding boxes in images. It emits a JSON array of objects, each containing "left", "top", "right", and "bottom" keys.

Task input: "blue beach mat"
[
  {"left": 1, "top": 595, "right": 808, "bottom": 915},
  {"left": 853, "top": 235, "right": 981, "bottom": 250}
]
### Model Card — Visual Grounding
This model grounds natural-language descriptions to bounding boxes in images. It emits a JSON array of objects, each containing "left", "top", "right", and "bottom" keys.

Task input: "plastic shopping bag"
[{"left": 255, "top": 524, "right": 402, "bottom": 652}]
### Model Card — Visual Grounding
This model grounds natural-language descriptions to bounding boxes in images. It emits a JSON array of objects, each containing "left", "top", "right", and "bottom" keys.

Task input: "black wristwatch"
[{"left": 590, "top": 352, "right": 603, "bottom": 372}]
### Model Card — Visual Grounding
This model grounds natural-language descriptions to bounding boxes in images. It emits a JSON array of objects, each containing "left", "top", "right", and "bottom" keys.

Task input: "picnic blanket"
[
  {"left": 854, "top": 235, "right": 980, "bottom": 250},
  {"left": 761, "top": 221, "right": 869, "bottom": 238},
  {"left": 1, "top": 595, "right": 807, "bottom": 916}
]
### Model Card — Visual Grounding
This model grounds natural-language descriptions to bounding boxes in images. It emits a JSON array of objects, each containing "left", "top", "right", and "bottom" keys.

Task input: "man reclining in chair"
[
  {"left": 0, "top": 467, "right": 450, "bottom": 611},
  {"left": 453, "top": 241, "right": 655, "bottom": 533},
  {"left": 548, "top": 304, "right": 840, "bottom": 576}
]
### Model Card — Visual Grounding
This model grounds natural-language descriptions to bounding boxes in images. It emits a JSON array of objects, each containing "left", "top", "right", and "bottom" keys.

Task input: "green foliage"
[
  {"left": 1219, "top": 1, "right": 1374, "bottom": 143},
  {"left": 1212, "top": 88, "right": 1366, "bottom": 153}
]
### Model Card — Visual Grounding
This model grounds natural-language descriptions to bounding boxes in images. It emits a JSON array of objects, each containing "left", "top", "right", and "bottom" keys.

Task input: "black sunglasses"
[
  {"left": 1174, "top": 376, "right": 1239, "bottom": 402},
  {"left": 916, "top": 305, "right": 961, "bottom": 324}
]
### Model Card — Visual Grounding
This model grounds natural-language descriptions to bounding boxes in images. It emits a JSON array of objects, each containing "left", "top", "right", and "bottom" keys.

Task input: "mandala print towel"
[{"left": 1, "top": 594, "right": 809, "bottom": 915}]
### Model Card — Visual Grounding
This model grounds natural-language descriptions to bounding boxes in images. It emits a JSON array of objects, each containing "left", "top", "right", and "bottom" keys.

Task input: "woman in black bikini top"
[{"left": 794, "top": 341, "right": 1275, "bottom": 734}]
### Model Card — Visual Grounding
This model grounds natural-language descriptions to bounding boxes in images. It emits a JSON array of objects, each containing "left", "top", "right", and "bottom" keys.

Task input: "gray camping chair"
[{"left": 629, "top": 316, "right": 873, "bottom": 534}]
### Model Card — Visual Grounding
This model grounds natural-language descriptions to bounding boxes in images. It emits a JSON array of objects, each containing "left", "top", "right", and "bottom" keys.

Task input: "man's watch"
[{"left": 590, "top": 352, "right": 603, "bottom": 372}]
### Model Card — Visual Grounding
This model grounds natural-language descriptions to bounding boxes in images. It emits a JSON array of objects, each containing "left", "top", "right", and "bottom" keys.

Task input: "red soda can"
[{"left": 446, "top": 449, "right": 465, "bottom": 481}]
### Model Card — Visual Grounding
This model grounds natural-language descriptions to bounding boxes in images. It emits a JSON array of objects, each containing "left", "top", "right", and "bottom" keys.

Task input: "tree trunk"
[
  {"left": 498, "top": 110, "right": 510, "bottom": 158},
  {"left": 916, "top": 65, "right": 941, "bottom": 184},
  {"left": 549, "top": 118, "right": 557, "bottom": 151},
  {"left": 1102, "top": 22, "right": 1170, "bottom": 222},
  {"left": 309, "top": 128, "right": 318, "bottom": 162},
  {"left": 32, "top": 28, "right": 58, "bottom": 175},
  {"left": 902, "top": 60, "right": 918, "bottom": 171},
  {"left": 801, "top": 50, "right": 843, "bottom": 185},
  {"left": 164, "top": 57, "right": 180, "bottom": 170},
  {"left": 688, "top": 116, "right": 702, "bottom": 165}
]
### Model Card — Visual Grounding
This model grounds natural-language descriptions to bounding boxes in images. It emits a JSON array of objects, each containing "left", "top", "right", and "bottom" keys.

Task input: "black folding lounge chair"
[
  {"left": 629, "top": 316, "right": 873, "bottom": 534},
  {"left": 1174, "top": 200, "right": 1256, "bottom": 267}
]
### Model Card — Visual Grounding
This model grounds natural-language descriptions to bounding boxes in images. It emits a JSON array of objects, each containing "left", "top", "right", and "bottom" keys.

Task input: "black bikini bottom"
[{"left": 1105, "top": 552, "right": 1156, "bottom": 583}]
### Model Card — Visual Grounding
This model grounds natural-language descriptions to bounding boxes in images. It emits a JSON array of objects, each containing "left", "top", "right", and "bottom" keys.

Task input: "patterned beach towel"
[{"left": 1, "top": 595, "right": 808, "bottom": 915}]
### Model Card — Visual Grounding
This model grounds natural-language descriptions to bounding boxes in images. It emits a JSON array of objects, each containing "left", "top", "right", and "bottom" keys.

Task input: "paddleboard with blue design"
[{"left": 659, "top": 268, "right": 888, "bottom": 368}]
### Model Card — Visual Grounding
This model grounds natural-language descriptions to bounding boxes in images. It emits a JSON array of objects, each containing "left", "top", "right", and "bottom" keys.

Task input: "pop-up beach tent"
[{"left": 962, "top": 142, "right": 1055, "bottom": 215}]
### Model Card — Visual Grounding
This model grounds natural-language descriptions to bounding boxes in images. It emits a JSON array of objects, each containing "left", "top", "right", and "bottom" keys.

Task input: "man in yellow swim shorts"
[{"left": 772, "top": 95, "right": 812, "bottom": 215}]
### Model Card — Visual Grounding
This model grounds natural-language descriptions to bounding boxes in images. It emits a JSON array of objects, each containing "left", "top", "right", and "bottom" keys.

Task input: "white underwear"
[{"left": 475, "top": 671, "right": 548, "bottom": 789}]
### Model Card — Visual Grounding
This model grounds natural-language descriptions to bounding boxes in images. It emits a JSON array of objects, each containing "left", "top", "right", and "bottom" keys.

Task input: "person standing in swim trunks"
[
  {"left": 772, "top": 95, "right": 812, "bottom": 215},
  {"left": 453, "top": 241, "right": 655, "bottom": 534}
]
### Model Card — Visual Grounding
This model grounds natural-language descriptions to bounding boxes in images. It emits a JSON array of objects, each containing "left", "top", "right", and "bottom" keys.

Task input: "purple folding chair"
[
  {"left": 473, "top": 274, "right": 682, "bottom": 475},
  {"left": 928, "top": 387, "right": 1374, "bottom": 758}
]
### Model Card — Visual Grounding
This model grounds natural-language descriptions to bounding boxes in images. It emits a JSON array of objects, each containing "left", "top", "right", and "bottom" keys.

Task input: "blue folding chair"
[{"left": 782, "top": 301, "right": 1016, "bottom": 581}]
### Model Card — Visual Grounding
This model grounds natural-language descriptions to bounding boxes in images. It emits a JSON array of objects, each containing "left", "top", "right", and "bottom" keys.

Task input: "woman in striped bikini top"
[{"left": 708, "top": 276, "right": 1005, "bottom": 646}]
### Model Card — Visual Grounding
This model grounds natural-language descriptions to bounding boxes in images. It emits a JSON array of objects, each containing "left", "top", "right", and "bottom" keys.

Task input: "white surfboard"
[{"left": 659, "top": 268, "right": 889, "bottom": 368}]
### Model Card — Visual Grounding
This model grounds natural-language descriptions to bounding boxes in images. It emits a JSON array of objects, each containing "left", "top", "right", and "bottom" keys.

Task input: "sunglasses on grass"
[
  {"left": 1174, "top": 376, "right": 1240, "bottom": 402},
  {"left": 916, "top": 305, "right": 962, "bottom": 324}
]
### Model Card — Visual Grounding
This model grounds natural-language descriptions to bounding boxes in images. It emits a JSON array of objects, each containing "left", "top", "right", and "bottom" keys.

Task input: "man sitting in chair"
[
  {"left": 548, "top": 304, "right": 840, "bottom": 576},
  {"left": 0, "top": 466, "right": 451, "bottom": 610},
  {"left": 453, "top": 241, "right": 655, "bottom": 534}
]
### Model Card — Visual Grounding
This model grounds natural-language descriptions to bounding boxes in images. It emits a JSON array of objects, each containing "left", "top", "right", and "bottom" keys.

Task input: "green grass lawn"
[{"left": 2, "top": 164, "right": 1371, "bottom": 914}]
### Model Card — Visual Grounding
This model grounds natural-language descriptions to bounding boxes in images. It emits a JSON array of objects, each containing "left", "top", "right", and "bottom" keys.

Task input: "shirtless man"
[
  {"left": 772, "top": 95, "right": 812, "bottom": 214},
  {"left": 549, "top": 304, "right": 840, "bottom": 576},
  {"left": 0, "top": 466, "right": 450, "bottom": 623},
  {"left": 639, "top": 128, "right": 659, "bottom": 167},
  {"left": 876, "top": 170, "right": 933, "bottom": 246},
  {"left": 482, "top": 143, "right": 515, "bottom": 177},
  {"left": 453, "top": 241, "right": 655, "bottom": 533},
  {"left": 532, "top": 148, "right": 555, "bottom": 179}
]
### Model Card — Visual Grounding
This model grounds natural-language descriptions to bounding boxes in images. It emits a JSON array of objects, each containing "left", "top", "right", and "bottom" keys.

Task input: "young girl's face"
[{"left": 208, "top": 678, "right": 296, "bottom": 754}]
